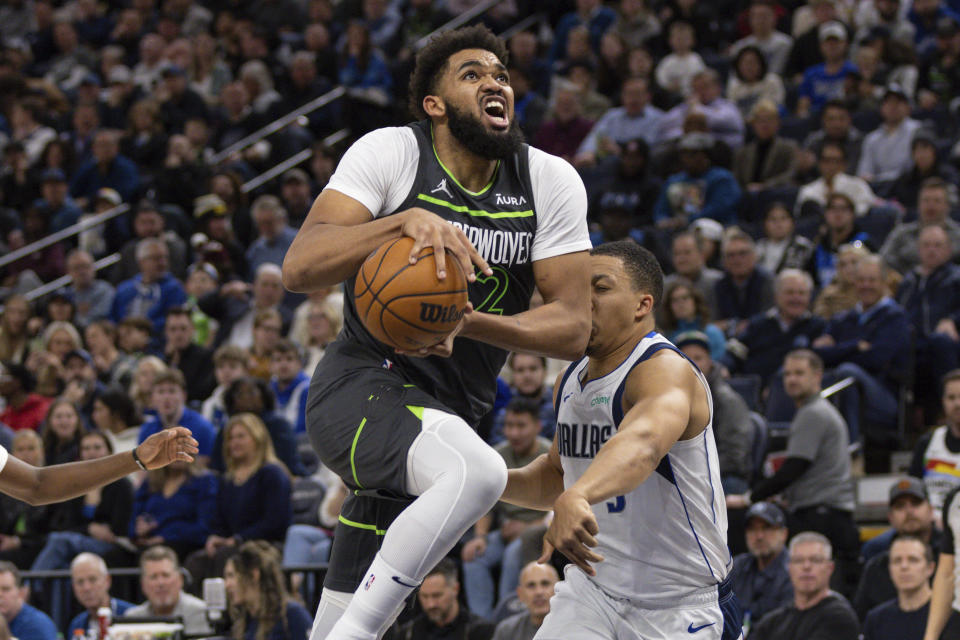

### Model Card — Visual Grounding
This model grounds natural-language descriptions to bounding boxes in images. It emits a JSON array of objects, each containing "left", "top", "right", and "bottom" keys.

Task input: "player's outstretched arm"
[
  {"left": 461, "top": 251, "right": 591, "bottom": 361},
  {"left": 501, "top": 439, "right": 565, "bottom": 511},
  {"left": 0, "top": 427, "right": 198, "bottom": 505},
  {"left": 542, "top": 353, "right": 696, "bottom": 574},
  {"left": 924, "top": 552, "right": 955, "bottom": 640},
  {"left": 283, "top": 191, "right": 491, "bottom": 293}
]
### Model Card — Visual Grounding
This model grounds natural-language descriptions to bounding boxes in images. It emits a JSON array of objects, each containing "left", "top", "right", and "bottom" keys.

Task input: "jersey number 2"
[{"left": 606, "top": 495, "right": 625, "bottom": 513}]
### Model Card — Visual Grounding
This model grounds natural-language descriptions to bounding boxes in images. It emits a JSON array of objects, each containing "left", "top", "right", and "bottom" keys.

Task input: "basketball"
[{"left": 354, "top": 236, "right": 470, "bottom": 351}]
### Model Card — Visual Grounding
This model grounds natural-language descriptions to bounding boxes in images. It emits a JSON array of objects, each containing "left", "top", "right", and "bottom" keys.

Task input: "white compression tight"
[{"left": 312, "top": 408, "right": 508, "bottom": 640}]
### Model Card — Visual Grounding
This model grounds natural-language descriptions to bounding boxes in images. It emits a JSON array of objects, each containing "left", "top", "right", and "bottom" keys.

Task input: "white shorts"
[{"left": 535, "top": 566, "right": 743, "bottom": 640}]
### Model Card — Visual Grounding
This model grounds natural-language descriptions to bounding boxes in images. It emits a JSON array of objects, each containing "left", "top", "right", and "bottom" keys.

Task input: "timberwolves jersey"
[
  {"left": 555, "top": 331, "right": 731, "bottom": 605},
  {"left": 334, "top": 121, "right": 539, "bottom": 425}
]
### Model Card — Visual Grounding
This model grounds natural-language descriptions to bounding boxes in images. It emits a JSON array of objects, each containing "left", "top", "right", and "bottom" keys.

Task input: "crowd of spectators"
[{"left": 3, "top": 0, "right": 960, "bottom": 637}]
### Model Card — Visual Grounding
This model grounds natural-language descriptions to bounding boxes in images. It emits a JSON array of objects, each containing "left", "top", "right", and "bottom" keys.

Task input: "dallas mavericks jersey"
[
  {"left": 555, "top": 331, "right": 731, "bottom": 605},
  {"left": 336, "top": 121, "right": 539, "bottom": 425}
]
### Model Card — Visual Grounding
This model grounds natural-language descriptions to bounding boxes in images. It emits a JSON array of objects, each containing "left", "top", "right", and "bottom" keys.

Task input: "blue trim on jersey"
[
  {"left": 703, "top": 436, "right": 717, "bottom": 524},
  {"left": 611, "top": 336, "right": 679, "bottom": 427},
  {"left": 672, "top": 457, "right": 717, "bottom": 581},
  {"left": 555, "top": 358, "right": 584, "bottom": 417},
  {"left": 655, "top": 455, "right": 675, "bottom": 483},
  {"left": 718, "top": 577, "right": 744, "bottom": 640},
  {"left": 578, "top": 331, "right": 658, "bottom": 392}
]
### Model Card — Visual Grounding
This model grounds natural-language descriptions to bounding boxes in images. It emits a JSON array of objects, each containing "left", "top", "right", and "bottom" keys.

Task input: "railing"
[
  {"left": 210, "top": 86, "right": 346, "bottom": 164},
  {"left": 0, "top": 203, "right": 129, "bottom": 271},
  {"left": 413, "top": 0, "right": 502, "bottom": 50},
  {"left": 19, "top": 254, "right": 121, "bottom": 303},
  {"left": 240, "top": 128, "right": 350, "bottom": 193}
]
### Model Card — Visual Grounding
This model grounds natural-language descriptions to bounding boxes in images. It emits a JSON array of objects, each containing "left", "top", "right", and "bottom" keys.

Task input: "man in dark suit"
[{"left": 163, "top": 307, "right": 216, "bottom": 403}]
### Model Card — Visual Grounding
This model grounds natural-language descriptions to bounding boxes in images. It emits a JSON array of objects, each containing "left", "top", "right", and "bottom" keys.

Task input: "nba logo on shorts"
[{"left": 364, "top": 574, "right": 376, "bottom": 590}]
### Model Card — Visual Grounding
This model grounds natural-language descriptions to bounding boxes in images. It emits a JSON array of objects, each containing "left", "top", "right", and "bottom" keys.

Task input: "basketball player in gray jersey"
[
  {"left": 502, "top": 241, "right": 742, "bottom": 639},
  {"left": 282, "top": 26, "right": 591, "bottom": 640}
]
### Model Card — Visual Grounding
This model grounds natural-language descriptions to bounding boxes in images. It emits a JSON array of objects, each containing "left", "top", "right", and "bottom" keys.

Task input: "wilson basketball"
[{"left": 354, "top": 236, "right": 470, "bottom": 351}]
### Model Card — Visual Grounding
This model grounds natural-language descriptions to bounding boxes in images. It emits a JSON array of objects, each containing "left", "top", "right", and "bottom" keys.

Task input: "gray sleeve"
[
  {"left": 785, "top": 405, "right": 825, "bottom": 462},
  {"left": 713, "top": 386, "right": 754, "bottom": 479}
]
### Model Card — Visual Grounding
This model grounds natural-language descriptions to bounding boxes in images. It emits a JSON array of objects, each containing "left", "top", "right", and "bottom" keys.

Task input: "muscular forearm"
[
  {"left": 568, "top": 430, "right": 659, "bottom": 505},
  {"left": 282, "top": 214, "right": 408, "bottom": 292},
  {"left": 925, "top": 554, "right": 955, "bottom": 640},
  {"left": 21, "top": 452, "right": 138, "bottom": 505},
  {"left": 501, "top": 454, "right": 565, "bottom": 511},
  {"left": 462, "top": 300, "right": 589, "bottom": 361}
]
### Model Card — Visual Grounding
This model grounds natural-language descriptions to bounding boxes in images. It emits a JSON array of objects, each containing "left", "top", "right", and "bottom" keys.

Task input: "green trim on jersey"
[
  {"left": 350, "top": 417, "right": 368, "bottom": 488},
  {"left": 415, "top": 193, "right": 534, "bottom": 218},
  {"left": 430, "top": 125, "right": 499, "bottom": 196},
  {"left": 406, "top": 405, "right": 424, "bottom": 420},
  {"left": 338, "top": 515, "right": 386, "bottom": 536}
]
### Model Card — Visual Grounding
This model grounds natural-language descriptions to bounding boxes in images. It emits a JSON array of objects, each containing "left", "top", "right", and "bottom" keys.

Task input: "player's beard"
[{"left": 446, "top": 102, "right": 524, "bottom": 160}]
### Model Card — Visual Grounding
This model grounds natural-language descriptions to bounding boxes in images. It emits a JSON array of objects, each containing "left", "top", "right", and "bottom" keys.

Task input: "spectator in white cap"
[{"left": 796, "top": 21, "right": 858, "bottom": 118}]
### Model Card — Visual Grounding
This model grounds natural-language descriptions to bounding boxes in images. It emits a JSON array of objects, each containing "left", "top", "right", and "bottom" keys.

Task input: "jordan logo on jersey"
[
  {"left": 557, "top": 422, "right": 614, "bottom": 458},
  {"left": 430, "top": 178, "right": 453, "bottom": 199}
]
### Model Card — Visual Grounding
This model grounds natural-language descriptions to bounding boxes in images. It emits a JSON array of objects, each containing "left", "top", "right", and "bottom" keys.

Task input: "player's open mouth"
[{"left": 481, "top": 96, "right": 509, "bottom": 130}]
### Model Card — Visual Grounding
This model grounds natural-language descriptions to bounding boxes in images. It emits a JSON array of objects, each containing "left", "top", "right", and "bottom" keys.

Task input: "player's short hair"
[
  {"left": 425, "top": 557, "right": 459, "bottom": 586},
  {"left": 785, "top": 348, "right": 823, "bottom": 373},
  {"left": 788, "top": 531, "right": 832, "bottom": 560},
  {"left": 408, "top": 24, "right": 509, "bottom": 120},
  {"left": 590, "top": 240, "right": 663, "bottom": 310},
  {"left": 504, "top": 396, "right": 542, "bottom": 423},
  {"left": 890, "top": 533, "right": 934, "bottom": 563}
]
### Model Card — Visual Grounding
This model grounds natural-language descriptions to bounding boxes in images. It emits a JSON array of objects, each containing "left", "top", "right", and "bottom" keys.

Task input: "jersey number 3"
[{"left": 606, "top": 495, "right": 625, "bottom": 513}]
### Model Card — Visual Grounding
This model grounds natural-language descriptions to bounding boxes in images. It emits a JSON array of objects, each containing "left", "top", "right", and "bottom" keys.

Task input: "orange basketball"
[{"left": 354, "top": 236, "right": 470, "bottom": 351}]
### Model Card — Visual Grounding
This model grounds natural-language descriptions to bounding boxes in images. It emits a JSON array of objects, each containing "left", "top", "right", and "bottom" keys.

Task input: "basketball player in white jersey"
[{"left": 502, "top": 240, "right": 742, "bottom": 639}]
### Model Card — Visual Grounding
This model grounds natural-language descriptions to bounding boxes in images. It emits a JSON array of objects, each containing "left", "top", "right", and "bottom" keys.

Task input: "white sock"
[{"left": 326, "top": 553, "right": 419, "bottom": 640}]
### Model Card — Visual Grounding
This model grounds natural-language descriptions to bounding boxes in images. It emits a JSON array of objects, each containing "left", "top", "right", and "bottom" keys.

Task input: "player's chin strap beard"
[{"left": 446, "top": 101, "right": 524, "bottom": 160}]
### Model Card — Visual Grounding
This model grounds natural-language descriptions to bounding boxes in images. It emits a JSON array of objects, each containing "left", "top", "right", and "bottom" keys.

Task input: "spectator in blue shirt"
[
  {"left": 111, "top": 238, "right": 187, "bottom": 346},
  {"left": 69, "top": 130, "right": 140, "bottom": 206},
  {"left": 797, "top": 22, "right": 858, "bottom": 118},
  {"left": 138, "top": 369, "right": 216, "bottom": 463},
  {"left": 36, "top": 169, "right": 82, "bottom": 233},
  {"left": 246, "top": 196, "right": 298, "bottom": 280},
  {"left": 813, "top": 255, "right": 911, "bottom": 442},
  {"left": 654, "top": 132, "right": 742, "bottom": 229},
  {"left": 66, "top": 553, "right": 134, "bottom": 638},
  {"left": 0, "top": 562, "right": 58, "bottom": 640},
  {"left": 184, "top": 414, "right": 292, "bottom": 590},
  {"left": 269, "top": 340, "right": 309, "bottom": 435},
  {"left": 549, "top": 0, "right": 618, "bottom": 64}
]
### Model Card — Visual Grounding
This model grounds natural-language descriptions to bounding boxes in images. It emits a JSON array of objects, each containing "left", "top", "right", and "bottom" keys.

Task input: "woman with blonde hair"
[
  {"left": 224, "top": 541, "right": 311, "bottom": 640},
  {"left": 289, "top": 297, "right": 342, "bottom": 373},
  {"left": 26, "top": 321, "right": 82, "bottom": 396},
  {"left": 184, "top": 413, "right": 291, "bottom": 586},
  {"left": 40, "top": 399, "right": 84, "bottom": 466},
  {"left": 128, "top": 356, "right": 168, "bottom": 414}
]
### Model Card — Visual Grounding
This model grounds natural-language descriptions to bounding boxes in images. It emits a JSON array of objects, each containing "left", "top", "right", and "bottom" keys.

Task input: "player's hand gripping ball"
[{"left": 354, "top": 237, "right": 470, "bottom": 351}]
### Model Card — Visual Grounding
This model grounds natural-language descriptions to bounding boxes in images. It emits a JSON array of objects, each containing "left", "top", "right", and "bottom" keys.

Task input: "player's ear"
[
  {"left": 634, "top": 294, "right": 654, "bottom": 319},
  {"left": 423, "top": 94, "right": 445, "bottom": 118}
]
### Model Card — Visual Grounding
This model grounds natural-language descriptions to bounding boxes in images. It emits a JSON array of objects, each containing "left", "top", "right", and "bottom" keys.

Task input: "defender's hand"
[
  {"left": 136, "top": 427, "right": 199, "bottom": 469},
  {"left": 540, "top": 489, "right": 604, "bottom": 576},
  {"left": 400, "top": 208, "right": 492, "bottom": 281}
]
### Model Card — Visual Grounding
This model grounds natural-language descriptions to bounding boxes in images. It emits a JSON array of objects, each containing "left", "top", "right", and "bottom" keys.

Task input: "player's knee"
[{"left": 462, "top": 445, "right": 507, "bottom": 510}]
